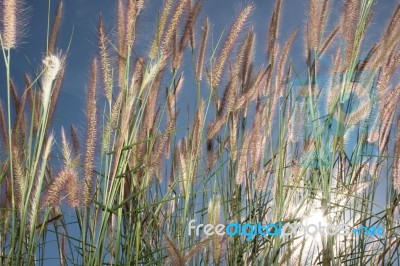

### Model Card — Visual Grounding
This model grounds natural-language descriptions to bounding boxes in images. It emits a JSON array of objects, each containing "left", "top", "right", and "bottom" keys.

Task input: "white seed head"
[
  {"left": 43, "top": 55, "right": 61, "bottom": 82},
  {"left": 42, "top": 55, "right": 61, "bottom": 111}
]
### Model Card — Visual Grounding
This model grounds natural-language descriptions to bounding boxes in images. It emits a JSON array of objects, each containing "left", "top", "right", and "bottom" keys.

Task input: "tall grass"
[{"left": 0, "top": 0, "right": 400, "bottom": 265}]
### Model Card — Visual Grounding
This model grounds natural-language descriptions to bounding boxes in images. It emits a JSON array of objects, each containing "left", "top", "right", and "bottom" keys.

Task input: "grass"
[{"left": 1, "top": 0, "right": 400, "bottom": 265}]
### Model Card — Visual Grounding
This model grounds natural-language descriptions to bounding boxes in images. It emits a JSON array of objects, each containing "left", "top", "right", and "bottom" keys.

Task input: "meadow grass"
[{"left": 1, "top": 0, "right": 400, "bottom": 265}]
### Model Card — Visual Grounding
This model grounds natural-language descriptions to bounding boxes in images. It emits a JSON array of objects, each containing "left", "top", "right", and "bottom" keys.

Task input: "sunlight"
[{"left": 302, "top": 210, "right": 327, "bottom": 236}]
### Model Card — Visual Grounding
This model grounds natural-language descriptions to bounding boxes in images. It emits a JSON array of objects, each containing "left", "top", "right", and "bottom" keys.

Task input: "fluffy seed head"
[
  {"left": 42, "top": 55, "right": 62, "bottom": 112},
  {"left": 288, "top": 102, "right": 305, "bottom": 143},
  {"left": 48, "top": 1, "right": 63, "bottom": 54},
  {"left": 196, "top": 18, "right": 209, "bottom": 80},
  {"left": 211, "top": 4, "right": 253, "bottom": 89},
  {"left": 149, "top": 0, "right": 174, "bottom": 59},
  {"left": 164, "top": 235, "right": 184, "bottom": 266},
  {"left": 236, "top": 132, "right": 251, "bottom": 185},
  {"left": 393, "top": 122, "right": 400, "bottom": 191},
  {"left": 43, "top": 55, "right": 62, "bottom": 82},
  {"left": 161, "top": 0, "right": 189, "bottom": 57},
  {"left": 98, "top": 15, "right": 113, "bottom": 102},
  {"left": 1, "top": 0, "right": 17, "bottom": 48},
  {"left": 84, "top": 58, "right": 98, "bottom": 206}
]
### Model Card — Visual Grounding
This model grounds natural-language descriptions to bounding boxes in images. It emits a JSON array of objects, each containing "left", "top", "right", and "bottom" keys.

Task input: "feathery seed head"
[
  {"left": 48, "top": 1, "right": 64, "bottom": 54},
  {"left": 236, "top": 131, "right": 251, "bottom": 185},
  {"left": 196, "top": 18, "right": 209, "bottom": 80},
  {"left": 98, "top": 15, "right": 113, "bottom": 101},
  {"left": 1, "top": 0, "right": 18, "bottom": 48},
  {"left": 83, "top": 58, "right": 98, "bottom": 206},
  {"left": 42, "top": 54, "right": 62, "bottom": 112},
  {"left": 210, "top": 4, "right": 253, "bottom": 89},
  {"left": 164, "top": 235, "right": 185, "bottom": 265},
  {"left": 149, "top": 0, "right": 174, "bottom": 59},
  {"left": 393, "top": 121, "right": 400, "bottom": 191},
  {"left": 161, "top": 0, "right": 189, "bottom": 58},
  {"left": 43, "top": 54, "right": 62, "bottom": 83}
]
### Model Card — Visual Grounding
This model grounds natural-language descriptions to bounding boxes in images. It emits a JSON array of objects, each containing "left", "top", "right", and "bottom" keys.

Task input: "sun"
[{"left": 302, "top": 210, "right": 327, "bottom": 236}]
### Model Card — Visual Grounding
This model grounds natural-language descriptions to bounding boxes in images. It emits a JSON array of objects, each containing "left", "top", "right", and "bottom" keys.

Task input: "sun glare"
[{"left": 302, "top": 210, "right": 327, "bottom": 235}]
